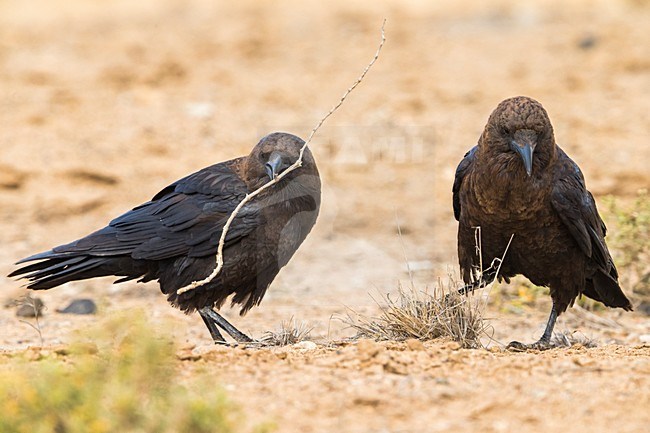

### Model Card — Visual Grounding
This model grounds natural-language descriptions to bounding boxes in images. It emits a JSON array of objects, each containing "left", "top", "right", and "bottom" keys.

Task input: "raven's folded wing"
[
  {"left": 452, "top": 145, "right": 477, "bottom": 221},
  {"left": 10, "top": 159, "right": 259, "bottom": 287}
]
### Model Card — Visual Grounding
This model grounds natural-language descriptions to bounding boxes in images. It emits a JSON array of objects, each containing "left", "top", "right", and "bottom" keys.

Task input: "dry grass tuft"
[
  {"left": 551, "top": 331, "right": 598, "bottom": 348},
  {"left": 345, "top": 277, "right": 491, "bottom": 349},
  {"left": 258, "top": 317, "right": 314, "bottom": 347}
]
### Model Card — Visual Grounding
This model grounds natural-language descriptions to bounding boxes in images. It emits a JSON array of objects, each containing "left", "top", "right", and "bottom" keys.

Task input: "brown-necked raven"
[{"left": 453, "top": 96, "right": 632, "bottom": 350}]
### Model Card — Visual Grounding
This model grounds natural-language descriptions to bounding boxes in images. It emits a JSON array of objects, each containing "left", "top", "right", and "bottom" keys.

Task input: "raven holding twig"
[{"left": 10, "top": 132, "right": 321, "bottom": 344}]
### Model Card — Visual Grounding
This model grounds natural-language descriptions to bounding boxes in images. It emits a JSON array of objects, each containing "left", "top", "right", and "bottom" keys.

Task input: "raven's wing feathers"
[
  {"left": 550, "top": 153, "right": 609, "bottom": 270},
  {"left": 84, "top": 160, "right": 255, "bottom": 260},
  {"left": 11, "top": 160, "right": 258, "bottom": 281},
  {"left": 452, "top": 146, "right": 477, "bottom": 221},
  {"left": 550, "top": 149, "right": 631, "bottom": 310}
]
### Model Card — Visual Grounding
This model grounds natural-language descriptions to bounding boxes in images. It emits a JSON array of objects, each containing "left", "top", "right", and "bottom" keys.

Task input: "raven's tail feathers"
[
  {"left": 9, "top": 252, "right": 151, "bottom": 290},
  {"left": 584, "top": 270, "right": 633, "bottom": 311}
]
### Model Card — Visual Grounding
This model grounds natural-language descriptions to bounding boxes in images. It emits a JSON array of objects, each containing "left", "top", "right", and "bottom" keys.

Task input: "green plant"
[
  {"left": 0, "top": 313, "right": 238, "bottom": 433},
  {"left": 604, "top": 190, "right": 650, "bottom": 301}
]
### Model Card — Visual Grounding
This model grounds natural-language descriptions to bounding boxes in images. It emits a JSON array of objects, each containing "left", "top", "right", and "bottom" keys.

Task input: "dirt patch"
[{"left": 184, "top": 340, "right": 649, "bottom": 433}]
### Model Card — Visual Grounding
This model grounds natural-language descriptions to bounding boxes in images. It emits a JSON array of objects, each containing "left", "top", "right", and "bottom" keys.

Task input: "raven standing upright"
[{"left": 453, "top": 96, "right": 632, "bottom": 350}]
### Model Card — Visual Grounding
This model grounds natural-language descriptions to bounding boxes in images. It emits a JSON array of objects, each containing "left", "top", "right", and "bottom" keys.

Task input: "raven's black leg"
[
  {"left": 201, "top": 307, "right": 253, "bottom": 343},
  {"left": 507, "top": 305, "right": 558, "bottom": 351},
  {"left": 199, "top": 308, "right": 227, "bottom": 344}
]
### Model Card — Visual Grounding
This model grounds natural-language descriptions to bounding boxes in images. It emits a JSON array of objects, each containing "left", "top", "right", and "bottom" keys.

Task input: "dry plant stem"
[
  {"left": 488, "top": 233, "right": 513, "bottom": 287},
  {"left": 18, "top": 297, "right": 44, "bottom": 346},
  {"left": 345, "top": 280, "right": 490, "bottom": 348},
  {"left": 474, "top": 226, "right": 483, "bottom": 276},
  {"left": 395, "top": 210, "right": 415, "bottom": 289},
  {"left": 255, "top": 317, "right": 314, "bottom": 347},
  {"left": 474, "top": 233, "right": 514, "bottom": 318},
  {"left": 176, "top": 19, "right": 386, "bottom": 295}
]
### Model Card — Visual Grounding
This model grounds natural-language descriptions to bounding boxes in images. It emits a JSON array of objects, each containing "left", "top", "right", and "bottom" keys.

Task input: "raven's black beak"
[
  {"left": 510, "top": 129, "right": 538, "bottom": 177},
  {"left": 516, "top": 141, "right": 534, "bottom": 177},
  {"left": 265, "top": 152, "right": 283, "bottom": 180}
]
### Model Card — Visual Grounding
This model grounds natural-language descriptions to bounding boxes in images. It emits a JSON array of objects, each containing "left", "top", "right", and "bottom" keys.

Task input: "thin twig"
[
  {"left": 490, "top": 234, "right": 514, "bottom": 288},
  {"left": 18, "top": 296, "right": 44, "bottom": 346},
  {"left": 177, "top": 20, "right": 386, "bottom": 295},
  {"left": 395, "top": 210, "right": 415, "bottom": 290},
  {"left": 474, "top": 226, "right": 483, "bottom": 281},
  {"left": 477, "top": 233, "right": 514, "bottom": 314}
]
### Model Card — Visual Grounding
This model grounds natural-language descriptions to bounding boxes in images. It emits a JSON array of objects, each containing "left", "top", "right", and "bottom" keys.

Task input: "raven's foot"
[
  {"left": 199, "top": 307, "right": 254, "bottom": 344},
  {"left": 507, "top": 305, "right": 559, "bottom": 352},
  {"left": 507, "top": 339, "right": 552, "bottom": 352},
  {"left": 213, "top": 341, "right": 248, "bottom": 348}
]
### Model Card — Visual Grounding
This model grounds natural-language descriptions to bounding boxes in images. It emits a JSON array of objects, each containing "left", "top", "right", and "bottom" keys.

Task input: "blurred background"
[{"left": 1, "top": 0, "right": 648, "bottom": 347}]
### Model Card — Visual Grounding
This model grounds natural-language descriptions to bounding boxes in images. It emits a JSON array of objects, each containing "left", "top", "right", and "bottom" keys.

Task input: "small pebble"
[
  {"left": 57, "top": 299, "right": 97, "bottom": 315},
  {"left": 293, "top": 341, "right": 317, "bottom": 350},
  {"left": 578, "top": 35, "right": 598, "bottom": 50}
]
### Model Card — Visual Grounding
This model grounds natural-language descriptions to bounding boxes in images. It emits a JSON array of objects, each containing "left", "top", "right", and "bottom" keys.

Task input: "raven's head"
[
  {"left": 481, "top": 96, "right": 556, "bottom": 177},
  {"left": 245, "top": 132, "right": 320, "bottom": 193}
]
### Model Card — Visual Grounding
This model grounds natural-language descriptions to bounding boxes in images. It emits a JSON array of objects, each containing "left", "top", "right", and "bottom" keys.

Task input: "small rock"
[
  {"left": 639, "top": 334, "right": 650, "bottom": 344},
  {"left": 578, "top": 35, "right": 598, "bottom": 50},
  {"left": 185, "top": 102, "right": 215, "bottom": 119},
  {"left": 57, "top": 299, "right": 97, "bottom": 315},
  {"left": 293, "top": 341, "right": 317, "bottom": 350}
]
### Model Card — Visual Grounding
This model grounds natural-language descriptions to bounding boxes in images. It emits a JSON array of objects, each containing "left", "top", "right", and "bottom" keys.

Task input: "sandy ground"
[{"left": 0, "top": 0, "right": 649, "bottom": 431}]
